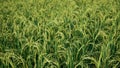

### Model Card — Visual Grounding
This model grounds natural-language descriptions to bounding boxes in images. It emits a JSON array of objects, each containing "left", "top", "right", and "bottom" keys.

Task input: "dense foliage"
[{"left": 0, "top": 0, "right": 120, "bottom": 68}]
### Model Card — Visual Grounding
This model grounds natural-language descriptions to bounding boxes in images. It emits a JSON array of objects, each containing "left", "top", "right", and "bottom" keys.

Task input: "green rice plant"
[{"left": 0, "top": 0, "right": 120, "bottom": 68}]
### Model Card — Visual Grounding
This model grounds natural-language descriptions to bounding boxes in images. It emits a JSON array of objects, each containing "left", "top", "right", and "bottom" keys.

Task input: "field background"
[{"left": 0, "top": 0, "right": 120, "bottom": 68}]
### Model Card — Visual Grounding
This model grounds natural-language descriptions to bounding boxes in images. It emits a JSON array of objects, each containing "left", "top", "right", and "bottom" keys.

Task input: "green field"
[{"left": 0, "top": 0, "right": 120, "bottom": 68}]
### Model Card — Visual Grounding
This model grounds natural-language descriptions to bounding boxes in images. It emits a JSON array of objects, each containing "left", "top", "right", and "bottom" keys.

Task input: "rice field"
[{"left": 0, "top": 0, "right": 120, "bottom": 68}]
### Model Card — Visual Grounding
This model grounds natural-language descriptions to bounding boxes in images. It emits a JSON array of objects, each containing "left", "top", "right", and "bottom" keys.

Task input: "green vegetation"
[{"left": 0, "top": 0, "right": 120, "bottom": 68}]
